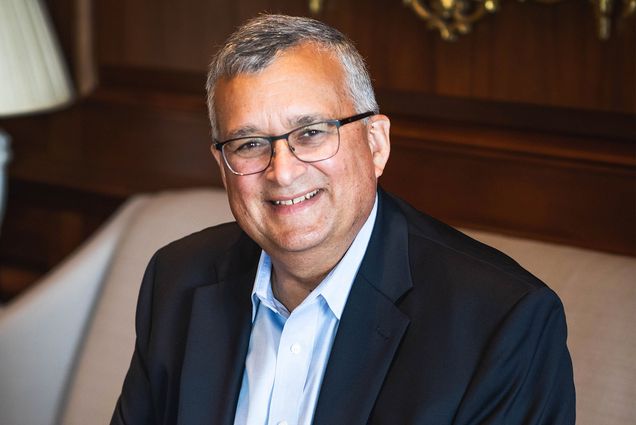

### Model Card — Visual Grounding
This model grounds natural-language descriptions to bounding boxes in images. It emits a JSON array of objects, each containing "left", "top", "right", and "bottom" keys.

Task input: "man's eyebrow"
[
  {"left": 224, "top": 125, "right": 261, "bottom": 140},
  {"left": 287, "top": 114, "right": 328, "bottom": 128}
]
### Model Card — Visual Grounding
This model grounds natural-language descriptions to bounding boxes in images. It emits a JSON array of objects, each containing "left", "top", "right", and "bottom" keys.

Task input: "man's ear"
[
  {"left": 366, "top": 114, "right": 391, "bottom": 178},
  {"left": 210, "top": 144, "right": 228, "bottom": 188}
]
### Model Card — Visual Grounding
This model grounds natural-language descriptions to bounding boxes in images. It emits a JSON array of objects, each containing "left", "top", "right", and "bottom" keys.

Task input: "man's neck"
[{"left": 269, "top": 239, "right": 351, "bottom": 312}]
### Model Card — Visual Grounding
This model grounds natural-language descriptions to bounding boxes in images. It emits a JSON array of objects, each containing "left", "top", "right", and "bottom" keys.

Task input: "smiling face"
[{"left": 211, "top": 43, "right": 390, "bottom": 265}]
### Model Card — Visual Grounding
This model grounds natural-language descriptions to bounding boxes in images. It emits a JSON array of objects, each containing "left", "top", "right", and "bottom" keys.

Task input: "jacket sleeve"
[
  {"left": 110, "top": 254, "right": 159, "bottom": 425},
  {"left": 453, "top": 286, "right": 576, "bottom": 425}
]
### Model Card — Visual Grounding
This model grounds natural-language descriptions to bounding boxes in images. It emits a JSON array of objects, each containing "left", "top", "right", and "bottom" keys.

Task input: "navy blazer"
[{"left": 112, "top": 190, "right": 575, "bottom": 424}]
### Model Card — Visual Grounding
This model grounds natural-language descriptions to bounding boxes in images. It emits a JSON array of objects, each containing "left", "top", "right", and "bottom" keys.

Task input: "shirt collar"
[
  {"left": 250, "top": 194, "right": 378, "bottom": 321},
  {"left": 317, "top": 196, "right": 377, "bottom": 319}
]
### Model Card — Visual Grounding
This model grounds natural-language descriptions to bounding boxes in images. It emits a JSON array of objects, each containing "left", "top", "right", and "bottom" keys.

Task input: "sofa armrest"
[{"left": 0, "top": 195, "right": 148, "bottom": 425}]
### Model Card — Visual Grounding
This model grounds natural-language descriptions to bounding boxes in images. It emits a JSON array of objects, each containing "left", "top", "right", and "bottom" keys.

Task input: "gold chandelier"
[{"left": 309, "top": 0, "right": 636, "bottom": 41}]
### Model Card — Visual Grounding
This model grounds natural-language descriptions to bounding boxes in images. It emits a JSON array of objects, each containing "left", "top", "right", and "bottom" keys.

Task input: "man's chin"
[{"left": 263, "top": 228, "right": 328, "bottom": 256}]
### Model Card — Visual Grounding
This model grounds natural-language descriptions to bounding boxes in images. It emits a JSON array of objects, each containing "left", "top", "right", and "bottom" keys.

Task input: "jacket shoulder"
[{"left": 386, "top": 193, "right": 547, "bottom": 299}]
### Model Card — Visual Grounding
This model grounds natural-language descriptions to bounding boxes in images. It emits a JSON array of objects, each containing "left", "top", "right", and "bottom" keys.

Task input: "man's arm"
[
  {"left": 110, "top": 254, "right": 158, "bottom": 425},
  {"left": 453, "top": 286, "right": 575, "bottom": 424}
]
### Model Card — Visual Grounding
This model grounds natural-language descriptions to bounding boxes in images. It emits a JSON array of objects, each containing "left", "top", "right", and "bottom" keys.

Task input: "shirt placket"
[{"left": 267, "top": 302, "right": 318, "bottom": 425}]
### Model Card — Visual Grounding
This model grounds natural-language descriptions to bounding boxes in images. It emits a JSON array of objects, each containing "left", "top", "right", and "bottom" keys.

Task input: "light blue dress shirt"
[{"left": 233, "top": 196, "right": 378, "bottom": 425}]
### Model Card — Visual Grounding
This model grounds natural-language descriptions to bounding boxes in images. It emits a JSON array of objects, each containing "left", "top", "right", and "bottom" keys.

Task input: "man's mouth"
[{"left": 271, "top": 189, "right": 320, "bottom": 206}]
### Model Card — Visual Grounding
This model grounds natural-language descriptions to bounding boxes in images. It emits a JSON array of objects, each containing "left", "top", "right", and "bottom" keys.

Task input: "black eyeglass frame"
[{"left": 213, "top": 111, "right": 376, "bottom": 176}]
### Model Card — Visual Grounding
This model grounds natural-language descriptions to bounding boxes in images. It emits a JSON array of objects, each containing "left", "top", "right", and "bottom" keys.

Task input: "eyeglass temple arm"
[{"left": 338, "top": 111, "right": 375, "bottom": 126}]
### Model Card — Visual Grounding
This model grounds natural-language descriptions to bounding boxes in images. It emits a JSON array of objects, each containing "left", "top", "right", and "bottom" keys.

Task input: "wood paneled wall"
[
  {"left": 94, "top": 0, "right": 635, "bottom": 113},
  {"left": 1, "top": 0, "right": 634, "bottom": 299}
]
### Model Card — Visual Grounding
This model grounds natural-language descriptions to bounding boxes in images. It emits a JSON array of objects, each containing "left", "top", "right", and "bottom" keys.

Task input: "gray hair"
[{"left": 206, "top": 14, "right": 378, "bottom": 139}]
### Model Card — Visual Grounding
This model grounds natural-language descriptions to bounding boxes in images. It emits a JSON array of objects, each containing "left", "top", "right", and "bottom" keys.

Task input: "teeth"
[{"left": 273, "top": 189, "right": 319, "bottom": 206}]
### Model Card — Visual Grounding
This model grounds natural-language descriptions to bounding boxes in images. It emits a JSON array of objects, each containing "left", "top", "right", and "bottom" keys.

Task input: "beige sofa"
[{"left": 0, "top": 188, "right": 634, "bottom": 424}]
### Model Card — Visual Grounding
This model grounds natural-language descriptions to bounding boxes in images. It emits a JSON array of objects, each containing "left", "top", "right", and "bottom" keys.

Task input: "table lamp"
[{"left": 0, "top": 0, "right": 74, "bottom": 228}]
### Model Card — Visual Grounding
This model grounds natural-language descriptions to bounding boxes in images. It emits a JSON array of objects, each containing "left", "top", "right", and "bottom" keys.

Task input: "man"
[{"left": 112, "top": 14, "right": 575, "bottom": 425}]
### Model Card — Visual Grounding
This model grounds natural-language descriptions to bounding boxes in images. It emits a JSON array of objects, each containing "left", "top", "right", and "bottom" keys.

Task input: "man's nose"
[{"left": 265, "top": 139, "right": 306, "bottom": 186}]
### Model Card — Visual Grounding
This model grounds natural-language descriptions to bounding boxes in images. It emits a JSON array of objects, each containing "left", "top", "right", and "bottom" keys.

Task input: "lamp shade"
[{"left": 0, "top": 0, "right": 73, "bottom": 117}]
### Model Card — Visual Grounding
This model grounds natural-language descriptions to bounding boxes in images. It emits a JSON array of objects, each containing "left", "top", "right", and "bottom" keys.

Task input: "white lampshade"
[{"left": 0, "top": 0, "right": 74, "bottom": 117}]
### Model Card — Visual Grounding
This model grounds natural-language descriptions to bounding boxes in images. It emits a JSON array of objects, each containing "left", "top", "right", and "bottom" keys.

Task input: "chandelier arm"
[
  {"left": 327, "top": 0, "right": 633, "bottom": 41},
  {"left": 406, "top": 0, "right": 456, "bottom": 40},
  {"left": 407, "top": 0, "right": 435, "bottom": 20}
]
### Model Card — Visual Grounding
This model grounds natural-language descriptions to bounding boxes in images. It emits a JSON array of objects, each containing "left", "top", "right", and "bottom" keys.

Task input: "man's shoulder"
[{"left": 384, "top": 191, "right": 547, "bottom": 299}]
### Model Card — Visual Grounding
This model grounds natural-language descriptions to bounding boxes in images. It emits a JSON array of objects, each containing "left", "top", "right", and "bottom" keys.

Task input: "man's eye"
[
  {"left": 235, "top": 139, "right": 267, "bottom": 152},
  {"left": 296, "top": 123, "right": 333, "bottom": 144},
  {"left": 299, "top": 128, "right": 324, "bottom": 138}
]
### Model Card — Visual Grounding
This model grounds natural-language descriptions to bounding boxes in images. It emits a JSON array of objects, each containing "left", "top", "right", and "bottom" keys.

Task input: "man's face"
[{"left": 212, "top": 43, "right": 390, "bottom": 260}]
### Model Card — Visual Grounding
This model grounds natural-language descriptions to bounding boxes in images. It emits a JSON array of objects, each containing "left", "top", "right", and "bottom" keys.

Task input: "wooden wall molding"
[
  {"left": 379, "top": 90, "right": 636, "bottom": 142},
  {"left": 386, "top": 117, "right": 634, "bottom": 255}
]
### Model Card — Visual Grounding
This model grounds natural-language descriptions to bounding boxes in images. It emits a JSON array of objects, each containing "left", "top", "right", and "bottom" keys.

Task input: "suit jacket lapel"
[
  {"left": 177, "top": 233, "right": 259, "bottom": 425},
  {"left": 313, "top": 190, "right": 413, "bottom": 425}
]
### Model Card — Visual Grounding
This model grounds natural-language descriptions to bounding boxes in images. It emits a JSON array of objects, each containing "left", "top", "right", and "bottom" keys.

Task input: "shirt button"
[{"left": 290, "top": 343, "right": 301, "bottom": 354}]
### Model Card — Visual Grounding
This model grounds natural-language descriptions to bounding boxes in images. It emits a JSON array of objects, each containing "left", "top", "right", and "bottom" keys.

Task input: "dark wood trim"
[
  {"left": 378, "top": 90, "right": 636, "bottom": 142},
  {"left": 390, "top": 117, "right": 635, "bottom": 168}
]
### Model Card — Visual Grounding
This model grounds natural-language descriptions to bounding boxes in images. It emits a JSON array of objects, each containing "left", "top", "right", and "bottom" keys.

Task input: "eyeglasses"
[{"left": 214, "top": 111, "right": 375, "bottom": 176}]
